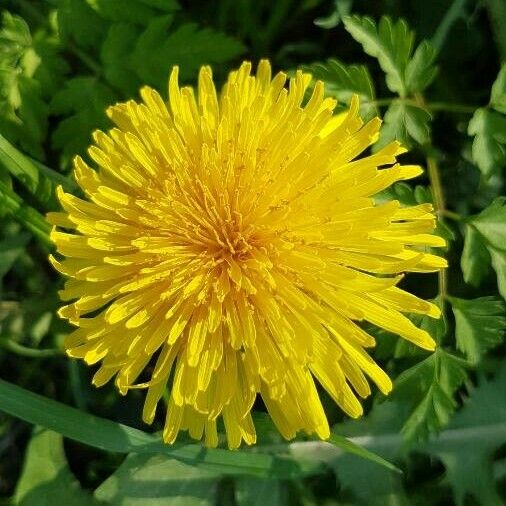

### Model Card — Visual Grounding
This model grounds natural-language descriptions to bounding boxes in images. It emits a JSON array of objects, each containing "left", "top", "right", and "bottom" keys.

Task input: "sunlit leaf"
[
  {"left": 14, "top": 428, "right": 95, "bottom": 506},
  {"left": 449, "top": 296, "right": 506, "bottom": 364}
]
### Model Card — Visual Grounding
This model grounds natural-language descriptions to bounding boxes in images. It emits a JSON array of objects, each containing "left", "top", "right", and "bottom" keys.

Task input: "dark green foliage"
[{"left": 0, "top": 0, "right": 505, "bottom": 504}]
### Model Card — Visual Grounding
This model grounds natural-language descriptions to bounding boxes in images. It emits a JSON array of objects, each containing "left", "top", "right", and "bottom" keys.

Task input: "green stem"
[
  {"left": 441, "top": 209, "right": 463, "bottom": 221},
  {"left": 427, "top": 156, "right": 448, "bottom": 302},
  {"left": 0, "top": 179, "right": 52, "bottom": 248},
  {"left": 486, "top": 0, "right": 506, "bottom": 62},
  {"left": 432, "top": 0, "right": 468, "bottom": 52},
  {"left": 414, "top": 94, "right": 449, "bottom": 304},
  {"left": 372, "top": 97, "right": 477, "bottom": 114},
  {"left": 0, "top": 338, "right": 61, "bottom": 358}
]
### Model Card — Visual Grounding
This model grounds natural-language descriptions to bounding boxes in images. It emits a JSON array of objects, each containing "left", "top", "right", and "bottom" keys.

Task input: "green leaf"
[
  {"left": 0, "top": 178, "right": 51, "bottom": 247},
  {"left": 461, "top": 224, "right": 492, "bottom": 287},
  {"left": 87, "top": 0, "right": 164, "bottom": 24},
  {"left": 29, "top": 32, "right": 70, "bottom": 98},
  {"left": 50, "top": 77, "right": 116, "bottom": 166},
  {"left": 343, "top": 15, "right": 413, "bottom": 96},
  {"left": 449, "top": 296, "right": 506, "bottom": 364},
  {"left": 57, "top": 0, "right": 108, "bottom": 50},
  {"left": 0, "top": 377, "right": 322, "bottom": 479},
  {"left": 302, "top": 59, "right": 377, "bottom": 120},
  {"left": 14, "top": 428, "right": 95, "bottom": 506},
  {"left": 130, "top": 17, "right": 245, "bottom": 87},
  {"left": 0, "top": 13, "right": 48, "bottom": 159},
  {"left": 314, "top": 0, "right": 352, "bottom": 29},
  {"left": 418, "top": 363, "right": 506, "bottom": 506},
  {"left": 393, "top": 348, "right": 468, "bottom": 441},
  {"left": 0, "top": 232, "right": 30, "bottom": 280},
  {"left": 468, "top": 198, "right": 506, "bottom": 298},
  {"left": 0, "top": 11, "right": 31, "bottom": 66},
  {"left": 235, "top": 477, "right": 289, "bottom": 506},
  {"left": 468, "top": 107, "right": 506, "bottom": 177},
  {"left": 0, "top": 133, "right": 73, "bottom": 208},
  {"left": 343, "top": 15, "right": 437, "bottom": 96},
  {"left": 101, "top": 23, "right": 142, "bottom": 95},
  {"left": 328, "top": 400, "right": 410, "bottom": 504},
  {"left": 375, "top": 100, "right": 431, "bottom": 149},
  {"left": 489, "top": 247, "right": 506, "bottom": 300},
  {"left": 470, "top": 197, "right": 506, "bottom": 250},
  {"left": 94, "top": 453, "right": 218, "bottom": 506},
  {"left": 328, "top": 433, "right": 401, "bottom": 474},
  {"left": 490, "top": 64, "right": 506, "bottom": 114},
  {"left": 405, "top": 40, "right": 438, "bottom": 93}
]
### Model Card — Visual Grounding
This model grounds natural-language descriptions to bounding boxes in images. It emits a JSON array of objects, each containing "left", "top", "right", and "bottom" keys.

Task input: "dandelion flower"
[{"left": 48, "top": 60, "right": 447, "bottom": 449}]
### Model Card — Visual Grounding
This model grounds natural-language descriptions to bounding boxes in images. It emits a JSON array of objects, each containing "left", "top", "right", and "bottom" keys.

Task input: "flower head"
[{"left": 49, "top": 60, "right": 446, "bottom": 448}]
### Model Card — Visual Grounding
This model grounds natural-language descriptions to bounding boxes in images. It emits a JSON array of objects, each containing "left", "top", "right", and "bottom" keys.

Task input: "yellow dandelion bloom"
[{"left": 48, "top": 60, "right": 447, "bottom": 449}]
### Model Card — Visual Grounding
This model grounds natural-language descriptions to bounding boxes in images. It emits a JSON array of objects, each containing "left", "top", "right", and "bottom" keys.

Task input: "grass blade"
[
  {"left": 328, "top": 433, "right": 402, "bottom": 474},
  {"left": 0, "top": 179, "right": 52, "bottom": 247},
  {"left": 0, "top": 378, "right": 319, "bottom": 478}
]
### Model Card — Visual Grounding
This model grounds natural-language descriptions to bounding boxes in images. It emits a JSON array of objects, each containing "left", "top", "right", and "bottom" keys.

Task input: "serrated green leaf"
[
  {"left": 101, "top": 23, "right": 141, "bottom": 95},
  {"left": 50, "top": 77, "right": 116, "bottom": 165},
  {"left": 490, "top": 64, "right": 506, "bottom": 114},
  {"left": 461, "top": 224, "right": 492, "bottom": 287},
  {"left": 405, "top": 40, "right": 438, "bottom": 93},
  {"left": 393, "top": 349, "right": 468, "bottom": 441},
  {"left": 467, "top": 198, "right": 506, "bottom": 298},
  {"left": 57, "top": 0, "right": 108, "bottom": 50},
  {"left": 0, "top": 13, "right": 48, "bottom": 159},
  {"left": 94, "top": 453, "right": 218, "bottom": 506},
  {"left": 131, "top": 18, "right": 245, "bottom": 87},
  {"left": 327, "top": 400, "right": 409, "bottom": 505},
  {"left": 468, "top": 107, "right": 506, "bottom": 177},
  {"left": 449, "top": 296, "right": 506, "bottom": 364},
  {"left": 87, "top": 0, "right": 161, "bottom": 24},
  {"left": 0, "top": 11, "right": 31, "bottom": 66},
  {"left": 471, "top": 197, "right": 506, "bottom": 250},
  {"left": 343, "top": 15, "right": 413, "bottom": 96},
  {"left": 302, "top": 59, "right": 377, "bottom": 120},
  {"left": 375, "top": 100, "right": 431, "bottom": 149},
  {"left": 30, "top": 33, "right": 70, "bottom": 97},
  {"left": 419, "top": 363, "right": 506, "bottom": 506},
  {"left": 14, "top": 428, "right": 95, "bottom": 506},
  {"left": 489, "top": 247, "right": 506, "bottom": 300}
]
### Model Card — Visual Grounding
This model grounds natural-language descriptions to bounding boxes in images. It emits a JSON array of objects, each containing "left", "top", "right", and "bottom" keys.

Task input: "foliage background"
[{"left": 0, "top": 0, "right": 505, "bottom": 505}]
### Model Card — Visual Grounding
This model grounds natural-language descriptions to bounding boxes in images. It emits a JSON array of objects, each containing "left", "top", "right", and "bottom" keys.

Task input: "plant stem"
[
  {"left": 432, "top": 0, "right": 468, "bottom": 53},
  {"left": 427, "top": 157, "right": 448, "bottom": 302},
  {"left": 0, "top": 338, "right": 61, "bottom": 358},
  {"left": 442, "top": 209, "right": 463, "bottom": 221},
  {"left": 372, "top": 97, "right": 477, "bottom": 114},
  {"left": 414, "top": 94, "right": 449, "bottom": 304},
  {"left": 486, "top": 0, "right": 506, "bottom": 62}
]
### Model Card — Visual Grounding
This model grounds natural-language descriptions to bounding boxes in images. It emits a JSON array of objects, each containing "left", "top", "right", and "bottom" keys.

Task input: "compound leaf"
[
  {"left": 302, "top": 59, "right": 377, "bottom": 120},
  {"left": 449, "top": 296, "right": 506, "bottom": 364},
  {"left": 375, "top": 100, "right": 431, "bottom": 149},
  {"left": 131, "top": 17, "right": 245, "bottom": 88},
  {"left": 50, "top": 77, "right": 116, "bottom": 166},
  {"left": 393, "top": 348, "right": 468, "bottom": 441}
]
